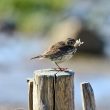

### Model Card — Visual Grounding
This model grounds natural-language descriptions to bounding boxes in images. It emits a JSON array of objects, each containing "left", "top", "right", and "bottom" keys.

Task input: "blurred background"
[{"left": 0, "top": 0, "right": 110, "bottom": 109}]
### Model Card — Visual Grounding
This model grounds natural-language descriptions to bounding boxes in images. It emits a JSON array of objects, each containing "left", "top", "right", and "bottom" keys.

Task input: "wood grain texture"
[
  {"left": 32, "top": 69, "right": 74, "bottom": 110},
  {"left": 55, "top": 71, "right": 74, "bottom": 110},
  {"left": 27, "top": 79, "right": 33, "bottom": 110},
  {"left": 81, "top": 82, "right": 96, "bottom": 110},
  {"left": 33, "top": 69, "right": 54, "bottom": 110}
]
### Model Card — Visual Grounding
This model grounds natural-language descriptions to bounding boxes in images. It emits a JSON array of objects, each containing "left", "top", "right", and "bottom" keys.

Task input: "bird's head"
[{"left": 65, "top": 38, "right": 76, "bottom": 46}]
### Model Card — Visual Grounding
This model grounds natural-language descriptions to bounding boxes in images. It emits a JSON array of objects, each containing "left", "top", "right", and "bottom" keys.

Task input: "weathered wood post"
[
  {"left": 81, "top": 82, "right": 96, "bottom": 110},
  {"left": 27, "top": 79, "right": 33, "bottom": 110},
  {"left": 28, "top": 69, "right": 74, "bottom": 110}
]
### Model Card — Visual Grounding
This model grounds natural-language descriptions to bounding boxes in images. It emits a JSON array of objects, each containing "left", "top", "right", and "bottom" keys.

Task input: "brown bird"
[{"left": 31, "top": 38, "right": 84, "bottom": 70}]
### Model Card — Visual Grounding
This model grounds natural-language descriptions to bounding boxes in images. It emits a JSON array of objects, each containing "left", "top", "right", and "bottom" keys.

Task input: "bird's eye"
[
  {"left": 70, "top": 41, "right": 73, "bottom": 44},
  {"left": 66, "top": 38, "right": 75, "bottom": 45},
  {"left": 67, "top": 41, "right": 73, "bottom": 45}
]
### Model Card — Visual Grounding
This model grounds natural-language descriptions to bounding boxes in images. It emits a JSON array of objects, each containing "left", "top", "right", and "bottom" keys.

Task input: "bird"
[{"left": 31, "top": 38, "right": 84, "bottom": 71}]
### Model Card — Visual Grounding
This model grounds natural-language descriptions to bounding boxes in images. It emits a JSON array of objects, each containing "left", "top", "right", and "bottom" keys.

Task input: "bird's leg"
[
  {"left": 54, "top": 62, "right": 68, "bottom": 71},
  {"left": 55, "top": 62, "right": 61, "bottom": 69}
]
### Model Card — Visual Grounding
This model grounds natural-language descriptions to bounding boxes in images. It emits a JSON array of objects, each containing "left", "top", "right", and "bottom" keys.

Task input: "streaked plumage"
[{"left": 31, "top": 38, "right": 84, "bottom": 70}]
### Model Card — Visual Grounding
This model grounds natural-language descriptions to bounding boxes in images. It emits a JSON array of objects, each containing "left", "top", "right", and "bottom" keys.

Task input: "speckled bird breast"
[{"left": 51, "top": 51, "right": 75, "bottom": 63}]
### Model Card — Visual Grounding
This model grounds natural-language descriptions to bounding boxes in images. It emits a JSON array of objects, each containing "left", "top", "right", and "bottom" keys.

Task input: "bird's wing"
[
  {"left": 50, "top": 41, "right": 65, "bottom": 49},
  {"left": 43, "top": 41, "right": 65, "bottom": 56},
  {"left": 44, "top": 45, "right": 75, "bottom": 59},
  {"left": 45, "top": 41, "right": 66, "bottom": 53}
]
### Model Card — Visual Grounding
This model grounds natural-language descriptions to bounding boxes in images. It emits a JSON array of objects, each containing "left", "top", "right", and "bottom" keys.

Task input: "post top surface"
[{"left": 34, "top": 69, "right": 74, "bottom": 76}]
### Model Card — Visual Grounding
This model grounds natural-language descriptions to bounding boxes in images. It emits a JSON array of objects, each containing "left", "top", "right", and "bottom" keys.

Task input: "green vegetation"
[{"left": 0, "top": 0, "right": 71, "bottom": 32}]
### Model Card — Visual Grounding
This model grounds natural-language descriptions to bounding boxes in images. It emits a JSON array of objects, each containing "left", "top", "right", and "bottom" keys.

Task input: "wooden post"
[
  {"left": 29, "top": 69, "right": 74, "bottom": 110},
  {"left": 27, "top": 79, "right": 33, "bottom": 110},
  {"left": 81, "top": 82, "right": 96, "bottom": 110}
]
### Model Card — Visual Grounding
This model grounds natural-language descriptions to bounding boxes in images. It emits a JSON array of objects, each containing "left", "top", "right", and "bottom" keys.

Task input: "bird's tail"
[{"left": 31, "top": 55, "right": 43, "bottom": 60}]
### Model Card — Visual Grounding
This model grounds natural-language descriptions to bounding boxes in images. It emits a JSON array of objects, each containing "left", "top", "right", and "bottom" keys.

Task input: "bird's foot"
[
  {"left": 53, "top": 68, "right": 68, "bottom": 71},
  {"left": 59, "top": 68, "right": 68, "bottom": 71}
]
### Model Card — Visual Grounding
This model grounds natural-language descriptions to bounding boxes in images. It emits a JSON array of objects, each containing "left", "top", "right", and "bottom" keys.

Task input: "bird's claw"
[{"left": 52, "top": 68, "right": 68, "bottom": 71}]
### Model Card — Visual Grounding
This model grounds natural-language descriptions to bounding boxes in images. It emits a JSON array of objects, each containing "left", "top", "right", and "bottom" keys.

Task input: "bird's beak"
[{"left": 74, "top": 39, "right": 84, "bottom": 47}]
